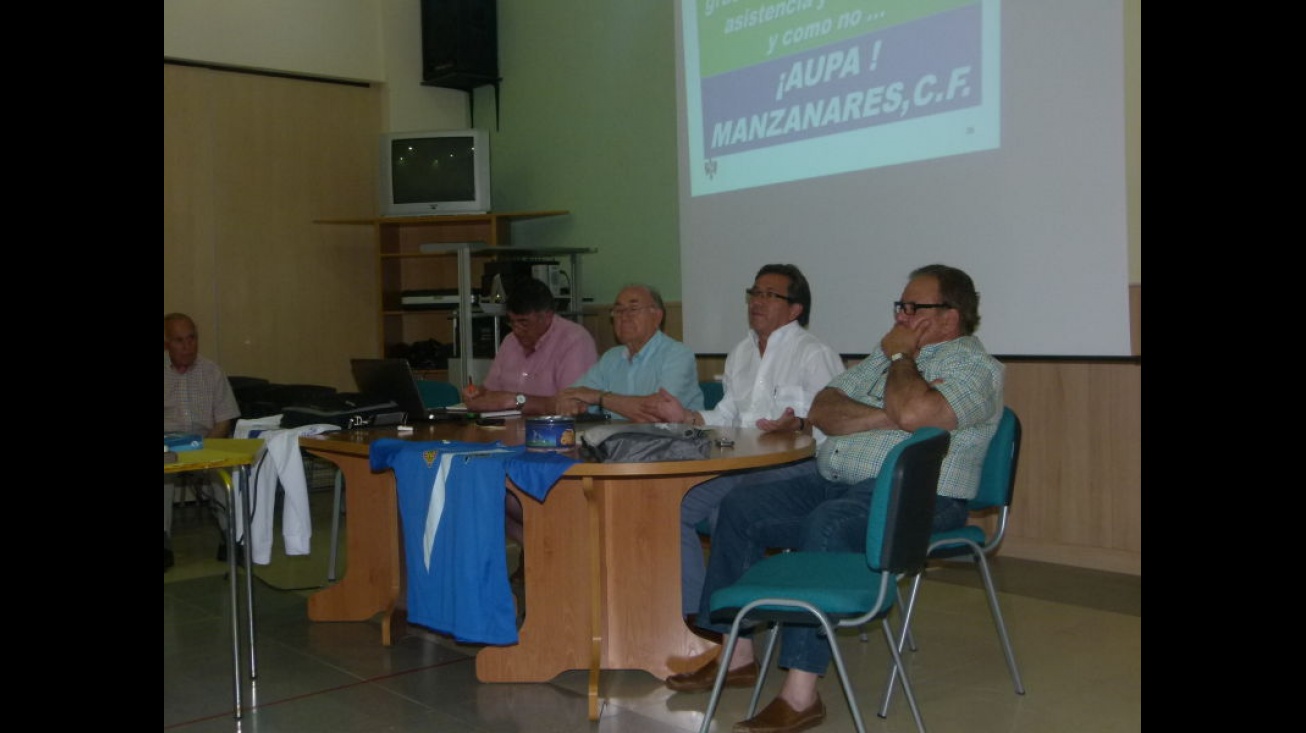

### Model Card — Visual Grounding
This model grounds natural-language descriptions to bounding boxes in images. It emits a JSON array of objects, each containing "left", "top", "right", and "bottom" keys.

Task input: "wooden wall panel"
[
  {"left": 164, "top": 64, "right": 382, "bottom": 390},
  {"left": 1001, "top": 361, "right": 1140, "bottom": 574},
  {"left": 164, "top": 65, "right": 220, "bottom": 336}
]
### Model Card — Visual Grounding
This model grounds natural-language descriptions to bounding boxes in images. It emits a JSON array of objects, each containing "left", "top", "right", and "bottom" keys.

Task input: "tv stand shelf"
[{"left": 315, "top": 211, "right": 575, "bottom": 382}]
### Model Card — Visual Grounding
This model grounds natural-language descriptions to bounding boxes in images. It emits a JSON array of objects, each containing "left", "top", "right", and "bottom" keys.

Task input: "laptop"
[{"left": 350, "top": 358, "right": 444, "bottom": 423}]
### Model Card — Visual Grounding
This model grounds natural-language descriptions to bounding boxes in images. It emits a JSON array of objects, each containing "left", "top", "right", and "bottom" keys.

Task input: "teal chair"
[
  {"left": 879, "top": 407, "right": 1026, "bottom": 717},
  {"left": 417, "top": 379, "right": 461, "bottom": 408},
  {"left": 697, "top": 428, "right": 951, "bottom": 733},
  {"left": 699, "top": 380, "right": 724, "bottom": 410}
]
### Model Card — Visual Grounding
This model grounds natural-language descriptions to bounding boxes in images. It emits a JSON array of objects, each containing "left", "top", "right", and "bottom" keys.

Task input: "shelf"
[
  {"left": 379, "top": 245, "right": 595, "bottom": 260},
  {"left": 328, "top": 210, "right": 585, "bottom": 384},
  {"left": 314, "top": 210, "right": 569, "bottom": 227}
]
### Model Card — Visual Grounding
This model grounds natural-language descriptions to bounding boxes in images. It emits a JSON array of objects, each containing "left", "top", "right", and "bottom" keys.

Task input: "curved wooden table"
[{"left": 301, "top": 420, "right": 814, "bottom": 719}]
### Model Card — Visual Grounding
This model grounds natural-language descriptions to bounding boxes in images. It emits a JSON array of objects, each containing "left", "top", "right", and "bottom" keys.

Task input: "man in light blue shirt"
[{"left": 556, "top": 284, "right": 703, "bottom": 420}]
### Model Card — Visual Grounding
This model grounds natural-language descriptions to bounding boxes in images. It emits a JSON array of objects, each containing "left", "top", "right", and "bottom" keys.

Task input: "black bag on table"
[
  {"left": 280, "top": 392, "right": 405, "bottom": 430},
  {"left": 580, "top": 423, "right": 712, "bottom": 463}
]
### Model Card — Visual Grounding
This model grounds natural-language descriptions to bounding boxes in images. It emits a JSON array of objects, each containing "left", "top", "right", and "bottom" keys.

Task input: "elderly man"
[
  {"left": 555, "top": 283, "right": 703, "bottom": 420},
  {"left": 462, "top": 277, "right": 598, "bottom": 415},
  {"left": 664, "top": 264, "right": 1004, "bottom": 733},
  {"left": 642, "top": 264, "right": 845, "bottom": 619},
  {"left": 164, "top": 312, "right": 241, "bottom": 569}
]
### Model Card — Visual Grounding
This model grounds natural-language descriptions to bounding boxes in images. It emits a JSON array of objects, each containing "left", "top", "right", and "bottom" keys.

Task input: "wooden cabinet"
[{"left": 317, "top": 211, "right": 576, "bottom": 381}]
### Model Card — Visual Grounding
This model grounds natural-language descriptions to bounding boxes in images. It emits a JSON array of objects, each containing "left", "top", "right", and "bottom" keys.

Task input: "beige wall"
[
  {"left": 164, "top": 65, "right": 382, "bottom": 389},
  {"left": 164, "top": 0, "right": 386, "bottom": 83}
]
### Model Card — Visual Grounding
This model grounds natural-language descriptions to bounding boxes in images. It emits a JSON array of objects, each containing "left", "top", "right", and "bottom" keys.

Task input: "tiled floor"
[{"left": 164, "top": 490, "right": 1141, "bottom": 732}]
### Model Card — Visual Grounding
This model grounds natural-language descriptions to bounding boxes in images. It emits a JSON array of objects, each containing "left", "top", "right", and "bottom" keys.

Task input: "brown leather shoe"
[
  {"left": 665, "top": 658, "right": 760, "bottom": 693},
  {"left": 733, "top": 695, "right": 826, "bottom": 733}
]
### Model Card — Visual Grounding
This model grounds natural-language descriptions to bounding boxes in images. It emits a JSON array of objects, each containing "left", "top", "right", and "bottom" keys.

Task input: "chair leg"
[
  {"left": 812, "top": 615, "right": 872, "bottom": 733},
  {"left": 705, "top": 601, "right": 926, "bottom": 733},
  {"left": 699, "top": 619, "right": 749, "bottom": 733},
  {"left": 876, "top": 616, "right": 926, "bottom": 733},
  {"left": 880, "top": 582, "right": 920, "bottom": 650},
  {"left": 901, "top": 575, "right": 922, "bottom": 652},
  {"left": 327, "top": 470, "right": 344, "bottom": 583},
  {"left": 748, "top": 622, "right": 782, "bottom": 717},
  {"left": 974, "top": 552, "right": 1025, "bottom": 695},
  {"left": 878, "top": 572, "right": 926, "bottom": 718}
]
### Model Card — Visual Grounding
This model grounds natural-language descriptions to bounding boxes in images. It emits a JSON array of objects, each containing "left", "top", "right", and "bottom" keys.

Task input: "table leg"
[
  {"left": 477, "top": 478, "right": 592, "bottom": 682},
  {"left": 237, "top": 466, "right": 258, "bottom": 704},
  {"left": 218, "top": 467, "right": 253, "bottom": 720},
  {"left": 476, "top": 474, "right": 718, "bottom": 699},
  {"left": 591, "top": 475, "right": 718, "bottom": 679},
  {"left": 304, "top": 451, "right": 403, "bottom": 643},
  {"left": 585, "top": 476, "right": 601, "bottom": 720}
]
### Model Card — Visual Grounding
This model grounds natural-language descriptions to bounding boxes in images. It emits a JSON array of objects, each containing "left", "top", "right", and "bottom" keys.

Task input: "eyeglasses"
[
  {"left": 745, "top": 288, "right": 794, "bottom": 303},
  {"left": 894, "top": 301, "right": 952, "bottom": 315},
  {"left": 609, "top": 305, "right": 656, "bottom": 318}
]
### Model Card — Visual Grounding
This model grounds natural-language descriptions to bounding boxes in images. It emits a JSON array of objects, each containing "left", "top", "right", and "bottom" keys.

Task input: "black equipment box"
[{"left": 280, "top": 392, "right": 406, "bottom": 430}]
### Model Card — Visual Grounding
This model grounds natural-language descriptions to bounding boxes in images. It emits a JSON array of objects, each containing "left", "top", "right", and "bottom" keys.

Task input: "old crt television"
[{"left": 380, "top": 129, "right": 491, "bottom": 216}]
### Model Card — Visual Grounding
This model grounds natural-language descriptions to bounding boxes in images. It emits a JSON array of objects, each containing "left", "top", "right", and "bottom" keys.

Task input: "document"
[{"left": 444, "top": 403, "right": 522, "bottom": 419}]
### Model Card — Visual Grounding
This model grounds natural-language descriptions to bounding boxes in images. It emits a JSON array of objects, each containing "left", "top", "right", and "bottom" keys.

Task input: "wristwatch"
[
  {"left": 514, "top": 393, "right": 527, "bottom": 408},
  {"left": 889, "top": 352, "right": 910, "bottom": 363}
]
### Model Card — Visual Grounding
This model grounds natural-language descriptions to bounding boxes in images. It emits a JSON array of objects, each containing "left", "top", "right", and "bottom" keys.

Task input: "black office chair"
[{"left": 697, "top": 428, "right": 951, "bottom": 733}]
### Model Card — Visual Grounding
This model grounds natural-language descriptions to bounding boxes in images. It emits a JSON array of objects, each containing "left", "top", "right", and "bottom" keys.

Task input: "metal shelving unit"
[{"left": 419, "top": 242, "right": 595, "bottom": 384}]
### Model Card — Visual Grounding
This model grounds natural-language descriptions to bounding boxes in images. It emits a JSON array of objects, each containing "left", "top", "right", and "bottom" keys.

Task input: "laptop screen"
[{"left": 350, "top": 358, "right": 431, "bottom": 422}]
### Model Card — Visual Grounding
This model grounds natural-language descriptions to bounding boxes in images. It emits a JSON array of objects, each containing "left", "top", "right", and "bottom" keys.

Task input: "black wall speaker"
[{"left": 420, "top": 0, "right": 499, "bottom": 91}]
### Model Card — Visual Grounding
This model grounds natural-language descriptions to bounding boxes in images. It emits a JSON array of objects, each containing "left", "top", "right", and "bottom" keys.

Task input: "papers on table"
[{"left": 444, "top": 403, "right": 522, "bottom": 419}]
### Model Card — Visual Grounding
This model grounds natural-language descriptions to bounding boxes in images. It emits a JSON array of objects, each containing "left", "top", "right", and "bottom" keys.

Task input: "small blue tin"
[{"left": 525, "top": 415, "right": 576, "bottom": 451}]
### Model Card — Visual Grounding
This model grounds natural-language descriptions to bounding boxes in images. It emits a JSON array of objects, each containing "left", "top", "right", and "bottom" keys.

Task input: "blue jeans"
[
  {"left": 696, "top": 468, "right": 969, "bottom": 675},
  {"left": 680, "top": 460, "right": 820, "bottom": 615}
]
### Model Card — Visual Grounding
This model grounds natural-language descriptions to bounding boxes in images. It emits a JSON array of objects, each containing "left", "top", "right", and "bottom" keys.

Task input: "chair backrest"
[
  {"left": 971, "top": 407, "right": 1022, "bottom": 512},
  {"left": 235, "top": 382, "right": 337, "bottom": 419},
  {"left": 228, "top": 376, "right": 275, "bottom": 418},
  {"left": 700, "top": 381, "right": 725, "bottom": 410},
  {"left": 417, "top": 379, "right": 461, "bottom": 408},
  {"left": 228, "top": 375, "right": 270, "bottom": 391},
  {"left": 865, "top": 427, "right": 951, "bottom": 576},
  {"left": 263, "top": 383, "right": 338, "bottom": 409}
]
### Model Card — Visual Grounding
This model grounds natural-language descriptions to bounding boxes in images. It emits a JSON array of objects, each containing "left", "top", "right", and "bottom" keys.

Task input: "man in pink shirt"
[
  {"left": 462, "top": 277, "right": 599, "bottom": 550},
  {"left": 462, "top": 277, "right": 598, "bottom": 414}
]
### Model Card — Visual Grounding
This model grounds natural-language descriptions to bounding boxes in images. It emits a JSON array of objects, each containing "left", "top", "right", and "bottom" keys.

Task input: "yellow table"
[{"left": 164, "top": 438, "right": 261, "bottom": 720}]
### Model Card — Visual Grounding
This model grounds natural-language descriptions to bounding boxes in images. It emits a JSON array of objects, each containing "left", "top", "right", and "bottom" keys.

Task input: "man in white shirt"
[{"left": 643, "top": 264, "right": 845, "bottom": 617}]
